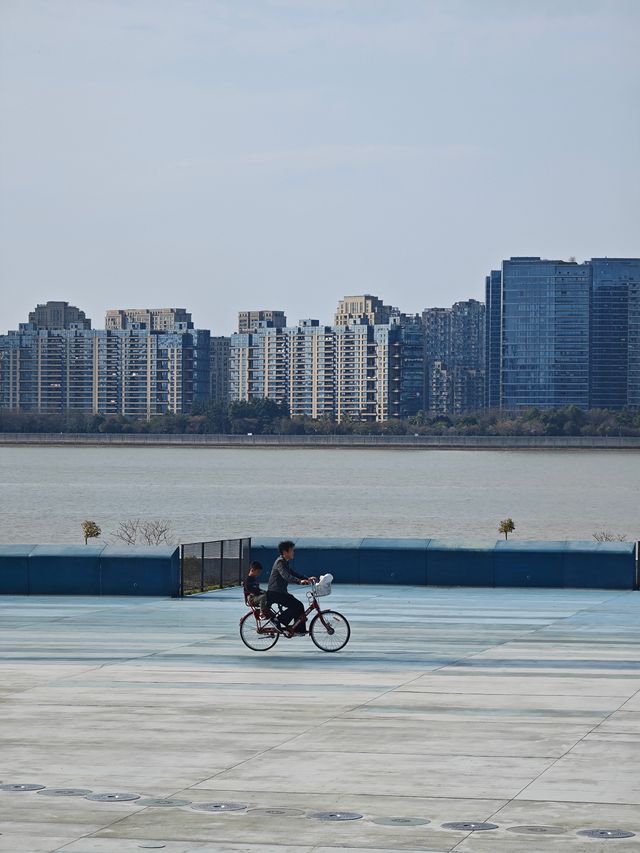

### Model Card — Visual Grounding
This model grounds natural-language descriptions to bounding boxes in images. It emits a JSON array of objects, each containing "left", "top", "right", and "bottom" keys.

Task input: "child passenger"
[{"left": 243, "top": 561, "right": 270, "bottom": 617}]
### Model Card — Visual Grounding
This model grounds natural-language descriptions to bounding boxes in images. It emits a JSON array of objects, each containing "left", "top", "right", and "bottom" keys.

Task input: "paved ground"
[{"left": 0, "top": 585, "right": 639, "bottom": 853}]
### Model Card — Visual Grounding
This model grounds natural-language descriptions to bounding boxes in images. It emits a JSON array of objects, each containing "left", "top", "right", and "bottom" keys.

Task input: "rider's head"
[
  {"left": 249, "top": 561, "right": 262, "bottom": 575},
  {"left": 278, "top": 540, "right": 295, "bottom": 560}
]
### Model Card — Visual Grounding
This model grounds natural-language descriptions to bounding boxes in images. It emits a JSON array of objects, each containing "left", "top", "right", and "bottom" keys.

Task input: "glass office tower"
[
  {"left": 500, "top": 258, "right": 590, "bottom": 410},
  {"left": 484, "top": 271, "right": 502, "bottom": 409},
  {"left": 590, "top": 258, "right": 640, "bottom": 409}
]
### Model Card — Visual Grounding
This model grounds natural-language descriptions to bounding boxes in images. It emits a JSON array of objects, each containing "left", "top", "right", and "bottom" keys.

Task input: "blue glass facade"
[
  {"left": 484, "top": 271, "right": 502, "bottom": 409},
  {"left": 486, "top": 257, "right": 640, "bottom": 411},
  {"left": 493, "top": 258, "right": 590, "bottom": 410},
  {"left": 590, "top": 258, "right": 640, "bottom": 409},
  {"left": 629, "top": 279, "right": 640, "bottom": 410}
]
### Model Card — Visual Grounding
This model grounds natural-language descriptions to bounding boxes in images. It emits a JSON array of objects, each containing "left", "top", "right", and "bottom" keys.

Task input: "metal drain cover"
[
  {"left": 86, "top": 792, "right": 140, "bottom": 802},
  {"left": 373, "top": 816, "right": 431, "bottom": 827},
  {"left": 247, "top": 807, "right": 305, "bottom": 817},
  {"left": 0, "top": 783, "right": 45, "bottom": 792},
  {"left": 191, "top": 801, "right": 248, "bottom": 812},
  {"left": 37, "top": 788, "right": 92, "bottom": 797},
  {"left": 311, "top": 811, "right": 363, "bottom": 821},
  {"left": 442, "top": 822, "right": 498, "bottom": 832},
  {"left": 507, "top": 825, "right": 567, "bottom": 835},
  {"left": 578, "top": 829, "right": 636, "bottom": 839},
  {"left": 137, "top": 798, "right": 191, "bottom": 807}
]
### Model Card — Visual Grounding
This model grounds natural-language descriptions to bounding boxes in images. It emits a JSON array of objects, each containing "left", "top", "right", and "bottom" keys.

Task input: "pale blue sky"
[{"left": 1, "top": 0, "right": 638, "bottom": 334}]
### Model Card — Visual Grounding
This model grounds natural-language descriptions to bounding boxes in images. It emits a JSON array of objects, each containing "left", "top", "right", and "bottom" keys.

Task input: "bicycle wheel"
[
  {"left": 240, "top": 612, "right": 279, "bottom": 651},
  {"left": 309, "top": 610, "right": 350, "bottom": 652}
]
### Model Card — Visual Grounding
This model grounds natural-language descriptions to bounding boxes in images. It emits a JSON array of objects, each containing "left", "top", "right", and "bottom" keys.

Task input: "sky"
[{"left": 1, "top": 0, "right": 639, "bottom": 335}]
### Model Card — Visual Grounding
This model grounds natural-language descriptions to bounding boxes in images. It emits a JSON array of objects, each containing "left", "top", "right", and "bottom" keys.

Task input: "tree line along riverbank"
[{"left": 1, "top": 401, "right": 640, "bottom": 438}]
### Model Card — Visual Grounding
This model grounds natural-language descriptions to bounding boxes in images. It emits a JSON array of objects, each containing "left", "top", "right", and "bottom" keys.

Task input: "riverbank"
[{"left": 1, "top": 432, "right": 640, "bottom": 449}]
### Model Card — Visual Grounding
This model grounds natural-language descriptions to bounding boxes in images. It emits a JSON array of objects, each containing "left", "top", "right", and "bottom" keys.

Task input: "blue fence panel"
[
  {"left": 27, "top": 545, "right": 105, "bottom": 594},
  {"left": 100, "top": 545, "right": 180, "bottom": 596},
  {"left": 0, "top": 545, "right": 35, "bottom": 594},
  {"left": 359, "top": 538, "right": 428, "bottom": 585},
  {"left": 564, "top": 541, "right": 637, "bottom": 589},
  {"left": 494, "top": 541, "right": 566, "bottom": 587},
  {"left": 427, "top": 540, "right": 495, "bottom": 586}
]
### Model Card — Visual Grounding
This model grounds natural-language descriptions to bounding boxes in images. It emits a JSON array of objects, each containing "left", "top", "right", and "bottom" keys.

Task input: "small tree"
[
  {"left": 81, "top": 520, "right": 101, "bottom": 545},
  {"left": 498, "top": 518, "right": 516, "bottom": 540},
  {"left": 113, "top": 518, "right": 175, "bottom": 546}
]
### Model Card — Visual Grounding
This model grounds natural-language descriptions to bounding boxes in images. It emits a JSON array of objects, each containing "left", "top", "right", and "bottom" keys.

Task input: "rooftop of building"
[{"left": 1, "top": 585, "right": 639, "bottom": 852}]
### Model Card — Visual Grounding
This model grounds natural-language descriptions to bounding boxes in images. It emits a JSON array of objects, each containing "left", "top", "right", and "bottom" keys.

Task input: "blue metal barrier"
[{"left": 251, "top": 537, "right": 638, "bottom": 591}]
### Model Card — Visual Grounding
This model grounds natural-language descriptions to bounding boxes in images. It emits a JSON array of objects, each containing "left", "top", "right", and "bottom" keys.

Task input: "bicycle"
[{"left": 239, "top": 575, "right": 350, "bottom": 653}]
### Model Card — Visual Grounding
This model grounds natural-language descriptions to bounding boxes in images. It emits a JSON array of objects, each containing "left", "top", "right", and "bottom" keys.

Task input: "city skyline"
[
  {"left": 3, "top": 253, "right": 639, "bottom": 419},
  {"left": 1, "top": 2, "right": 638, "bottom": 336}
]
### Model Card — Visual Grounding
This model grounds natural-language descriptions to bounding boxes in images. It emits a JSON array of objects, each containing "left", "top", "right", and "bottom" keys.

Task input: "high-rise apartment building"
[
  {"left": 287, "top": 321, "right": 335, "bottom": 419},
  {"left": 209, "top": 336, "right": 231, "bottom": 405},
  {"left": 105, "top": 308, "right": 193, "bottom": 331},
  {"left": 237, "top": 310, "right": 286, "bottom": 334},
  {"left": 334, "top": 295, "right": 395, "bottom": 327},
  {"left": 0, "top": 306, "right": 210, "bottom": 418},
  {"left": 422, "top": 300, "right": 485, "bottom": 414},
  {"left": 230, "top": 300, "right": 424, "bottom": 422},
  {"left": 28, "top": 301, "right": 91, "bottom": 330},
  {"left": 485, "top": 257, "right": 640, "bottom": 411}
]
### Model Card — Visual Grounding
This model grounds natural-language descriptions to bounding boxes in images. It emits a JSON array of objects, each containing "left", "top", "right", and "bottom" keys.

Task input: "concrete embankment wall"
[
  {"left": 1, "top": 432, "right": 640, "bottom": 449},
  {"left": 0, "top": 544, "right": 180, "bottom": 596},
  {"left": 252, "top": 537, "right": 639, "bottom": 591}
]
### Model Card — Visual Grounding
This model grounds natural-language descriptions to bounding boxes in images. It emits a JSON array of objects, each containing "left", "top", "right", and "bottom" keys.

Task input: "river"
[{"left": 0, "top": 446, "right": 638, "bottom": 545}]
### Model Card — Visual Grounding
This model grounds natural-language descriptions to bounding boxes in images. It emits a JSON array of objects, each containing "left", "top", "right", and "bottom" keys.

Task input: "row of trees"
[
  {"left": 82, "top": 518, "right": 175, "bottom": 546},
  {"left": 3, "top": 402, "right": 640, "bottom": 436},
  {"left": 81, "top": 516, "right": 628, "bottom": 545}
]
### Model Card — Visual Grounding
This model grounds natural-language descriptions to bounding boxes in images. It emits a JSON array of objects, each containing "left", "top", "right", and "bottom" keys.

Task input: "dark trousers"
[{"left": 266, "top": 591, "right": 305, "bottom": 628}]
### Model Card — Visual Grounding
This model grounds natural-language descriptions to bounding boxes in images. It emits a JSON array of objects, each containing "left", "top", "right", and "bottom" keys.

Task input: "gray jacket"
[{"left": 268, "top": 556, "right": 307, "bottom": 594}]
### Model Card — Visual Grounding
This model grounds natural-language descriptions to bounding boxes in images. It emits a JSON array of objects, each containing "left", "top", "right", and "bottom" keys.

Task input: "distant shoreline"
[{"left": 1, "top": 432, "right": 639, "bottom": 450}]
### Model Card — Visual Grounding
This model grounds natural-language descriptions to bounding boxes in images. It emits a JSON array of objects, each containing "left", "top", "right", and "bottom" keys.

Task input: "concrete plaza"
[{"left": 1, "top": 585, "right": 639, "bottom": 852}]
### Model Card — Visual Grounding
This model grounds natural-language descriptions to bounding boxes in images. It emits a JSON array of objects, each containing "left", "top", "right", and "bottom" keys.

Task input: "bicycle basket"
[{"left": 314, "top": 573, "right": 333, "bottom": 597}]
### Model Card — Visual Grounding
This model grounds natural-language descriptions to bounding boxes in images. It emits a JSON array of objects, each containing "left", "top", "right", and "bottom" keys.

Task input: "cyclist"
[{"left": 267, "top": 540, "right": 316, "bottom": 635}]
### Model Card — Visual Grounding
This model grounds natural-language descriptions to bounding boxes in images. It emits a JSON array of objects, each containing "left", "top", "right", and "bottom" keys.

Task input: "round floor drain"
[
  {"left": 37, "top": 788, "right": 92, "bottom": 797},
  {"left": 310, "top": 811, "right": 363, "bottom": 821},
  {"left": 442, "top": 822, "right": 498, "bottom": 831},
  {"left": 578, "top": 829, "right": 636, "bottom": 839},
  {"left": 86, "top": 792, "right": 140, "bottom": 802},
  {"left": 247, "top": 807, "right": 305, "bottom": 817},
  {"left": 507, "top": 825, "right": 567, "bottom": 835},
  {"left": 0, "top": 783, "right": 45, "bottom": 792},
  {"left": 191, "top": 801, "right": 248, "bottom": 812},
  {"left": 373, "top": 816, "right": 431, "bottom": 826},
  {"left": 137, "top": 798, "right": 191, "bottom": 808}
]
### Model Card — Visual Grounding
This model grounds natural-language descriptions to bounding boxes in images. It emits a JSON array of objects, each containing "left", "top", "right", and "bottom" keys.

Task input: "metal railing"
[{"left": 180, "top": 538, "right": 251, "bottom": 596}]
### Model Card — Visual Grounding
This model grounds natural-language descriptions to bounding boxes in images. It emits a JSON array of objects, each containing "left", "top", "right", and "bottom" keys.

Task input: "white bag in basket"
[{"left": 314, "top": 573, "right": 333, "bottom": 596}]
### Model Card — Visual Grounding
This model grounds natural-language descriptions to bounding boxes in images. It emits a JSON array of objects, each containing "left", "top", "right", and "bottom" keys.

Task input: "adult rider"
[{"left": 267, "top": 540, "right": 317, "bottom": 635}]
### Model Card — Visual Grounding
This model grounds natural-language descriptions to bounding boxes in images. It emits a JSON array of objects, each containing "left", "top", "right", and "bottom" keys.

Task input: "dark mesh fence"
[{"left": 180, "top": 538, "right": 251, "bottom": 595}]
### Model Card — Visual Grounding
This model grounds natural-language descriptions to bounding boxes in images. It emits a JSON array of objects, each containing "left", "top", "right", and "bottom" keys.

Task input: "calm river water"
[
  {"left": 0, "top": 447, "right": 640, "bottom": 543},
  {"left": 0, "top": 446, "right": 638, "bottom": 545}
]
